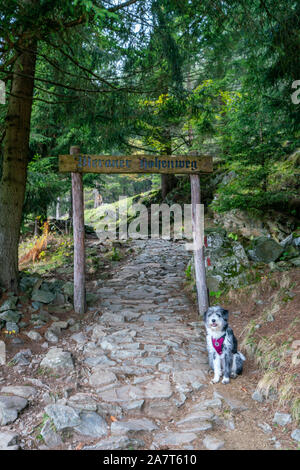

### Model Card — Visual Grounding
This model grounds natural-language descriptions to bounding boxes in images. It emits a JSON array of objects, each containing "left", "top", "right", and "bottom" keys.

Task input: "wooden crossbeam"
[{"left": 59, "top": 154, "right": 213, "bottom": 174}]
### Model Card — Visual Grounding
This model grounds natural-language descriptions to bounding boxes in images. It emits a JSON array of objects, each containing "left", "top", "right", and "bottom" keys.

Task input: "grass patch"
[{"left": 240, "top": 295, "right": 300, "bottom": 422}]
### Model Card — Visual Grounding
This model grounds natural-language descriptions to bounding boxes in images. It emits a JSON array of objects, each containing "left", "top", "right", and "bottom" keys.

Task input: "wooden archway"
[{"left": 59, "top": 146, "right": 213, "bottom": 316}]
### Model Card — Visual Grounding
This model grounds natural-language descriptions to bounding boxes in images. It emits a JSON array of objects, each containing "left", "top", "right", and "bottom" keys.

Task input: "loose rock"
[
  {"left": 74, "top": 411, "right": 108, "bottom": 437},
  {"left": 25, "top": 330, "right": 43, "bottom": 341},
  {"left": 44, "top": 404, "right": 81, "bottom": 430},
  {"left": 291, "top": 429, "right": 300, "bottom": 442},
  {"left": 40, "top": 348, "right": 74, "bottom": 371},
  {"left": 0, "top": 431, "right": 20, "bottom": 450},
  {"left": 0, "top": 340, "right": 5, "bottom": 365},
  {"left": 83, "top": 436, "right": 145, "bottom": 450},
  {"left": 31, "top": 290, "right": 56, "bottom": 304},
  {"left": 0, "top": 395, "right": 28, "bottom": 425},
  {"left": 111, "top": 418, "right": 158, "bottom": 436},
  {"left": 1, "top": 385, "right": 37, "bottom": 399},
  {"left": 203, "top": 436, "right": 225, "bottom": 450},
  {"left": 153, "top": 432, "right": 197, "bottom": 447},
  {"left": 40, "top": 420, "right": 63, "bottom": 448},
  {"left": 273, "top": 412, "right": 292, "bottom": 426}
]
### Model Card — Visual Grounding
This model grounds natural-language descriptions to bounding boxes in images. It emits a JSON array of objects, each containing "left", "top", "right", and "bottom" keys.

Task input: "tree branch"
[
  {"left": 7, "top": 91, "right": 79, "bottom": 105},
  {"left": 107, "top": 0, "right": 141, "bottom": 13},
  {"left": 3, "top": 68, "right": 160, "bottom": 95},
  {"left": 44, "top": 38, "right": 118, "bottom": 90}
]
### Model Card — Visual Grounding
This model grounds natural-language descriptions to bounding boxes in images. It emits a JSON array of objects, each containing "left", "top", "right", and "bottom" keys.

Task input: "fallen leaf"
[
  {"left": 110, "top": 415, "right": 117, "bottom": 422},
  {"left": 75, "top": 442, "right": 84, "bottom": 450},
  {"left": 241, "top": 387, "right": 248, "bottom": 393}
]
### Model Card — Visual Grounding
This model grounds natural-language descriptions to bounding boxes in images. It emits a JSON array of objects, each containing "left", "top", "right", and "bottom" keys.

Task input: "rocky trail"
[{"left": 0, "top": 238, "right": 298, "bottom": 450}]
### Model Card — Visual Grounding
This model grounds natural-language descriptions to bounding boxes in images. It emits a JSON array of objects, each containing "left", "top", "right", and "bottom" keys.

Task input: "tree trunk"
[
  {"left": 0, "top": 41, "right": 37, "bottom": 291},
  {"left": 161, "top": 174, "right": 177, "bottom": 199},
  {"left": 160, "top": 131, "right": 177, "bottom": 199},
  {"left": 93, "top": 188, "right": 103, "bottom": 208},
  {"left": 34, "top": 217, "right": 39, "bottom": 237},
  {"left": 56, "top": 197, "right": 61, "bottom": 219}
]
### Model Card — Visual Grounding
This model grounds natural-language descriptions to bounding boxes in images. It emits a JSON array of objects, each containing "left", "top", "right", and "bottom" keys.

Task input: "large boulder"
[
  {"left": 206, "top": 229, "right": 227, "bottom": 252},
  {"left": 291, "top": 256, "right": 300, "bottom": 267},
  {"left": 187, "top": 230, "right": 251, "bottom": 291},
  {"left": 19, "top": 275, "right": 41, "bottom": 293},
  {"left": 213, "top": 209, "right": 270, "bottom": 239},
  {"left": 248, "top": 237, "right": 284, "bottom": 263},
  {"left": 62, "top": 282, "right": 74, "bottom": 298},
  {"left": 0, "top": 297, "right": 18, "bottom": 312},
  {"left": 205, "top": 231, "right": 250, "bottom": 288},
  {"left": 206, "top": 274, "right": 223, "bottom": 292},
  {"left": 31, "top": 289, "right": 56, "bottom": 304},
  {"left": 213, "top": 209, "right": 297, "bottom": 242},
  {"left": 0, "top": 310, "right": 21, "bottom": 323}
]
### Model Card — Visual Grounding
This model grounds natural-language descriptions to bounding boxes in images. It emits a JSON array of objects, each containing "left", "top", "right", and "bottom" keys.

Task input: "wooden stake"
[
  {"left": 190, "top": 174, "right": 209, "bottom": 316},
  {"left": 70, "top": 146, "right": 86, "bottom": 315}
]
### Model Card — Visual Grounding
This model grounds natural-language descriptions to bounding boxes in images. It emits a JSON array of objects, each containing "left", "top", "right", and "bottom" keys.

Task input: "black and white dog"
[{"left": 203, "top": 306, "right": 245, "bottom": 384}]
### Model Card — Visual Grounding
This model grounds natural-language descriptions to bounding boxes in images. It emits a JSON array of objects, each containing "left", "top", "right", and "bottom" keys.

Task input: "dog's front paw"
[
  {"left": 211, "top": 377, "right": 220, "bottom": 384},
  {"left": 222, "top": 377, "right": 230, "bottom": 384}
]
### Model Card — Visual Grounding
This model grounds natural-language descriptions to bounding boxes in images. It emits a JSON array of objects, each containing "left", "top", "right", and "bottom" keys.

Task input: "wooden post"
[
  {"left": 190, "top": 174, "right": 209, "bottom": 316},
  {"left": 70, "top": 146, "right": 86, "bottom": 315}
]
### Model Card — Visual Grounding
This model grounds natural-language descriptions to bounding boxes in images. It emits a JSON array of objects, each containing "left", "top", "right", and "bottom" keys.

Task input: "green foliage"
[
  {"left": 185, "top": 264, "right": 192, "bottom": 280},
  {"left": 210, "top": 290, "right": 222, "bottom": 299},
  {"left": 23, "top": 154, "right": 69, "bottom": 221},
  {"left": 2, "top": 0, "right": 300, "bottom": 229},
  {"left": 202, "top": 1, "right": 300, "bottom": 215},
  {"left": 228, "top": 232, "right": 238, "bottom": 241},
  {"left": 109, "top": 247, "right": 122, "bottom": 261}
]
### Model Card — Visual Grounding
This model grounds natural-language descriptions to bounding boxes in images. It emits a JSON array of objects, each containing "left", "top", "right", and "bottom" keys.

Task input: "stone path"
[
  {"left": 78, "top": 238, "right": 210, "bottom": 450},
  {"left": 0, "top": 238, "right": 283, "bottom": 450}
]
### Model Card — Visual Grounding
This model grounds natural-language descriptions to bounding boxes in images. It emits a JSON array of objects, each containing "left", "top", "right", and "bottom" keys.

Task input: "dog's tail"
[{"left": 238, "top": 351, "right": 246, "bottom": 362}]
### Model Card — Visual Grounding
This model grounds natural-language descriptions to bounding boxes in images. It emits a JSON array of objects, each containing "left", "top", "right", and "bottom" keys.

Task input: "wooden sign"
[{"left": 59, "top": 154, "right": 213, "bottom": 174}]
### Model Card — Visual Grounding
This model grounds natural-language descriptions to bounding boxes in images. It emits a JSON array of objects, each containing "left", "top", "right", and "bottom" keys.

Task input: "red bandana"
[{"left": 212, "top": 336, "right": 225, "bottom": 355}]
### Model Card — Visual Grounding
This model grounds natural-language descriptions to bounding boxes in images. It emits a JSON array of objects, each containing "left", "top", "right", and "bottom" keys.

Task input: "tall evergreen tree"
[{"left": 0, "top": 0, "right": 149, "bottom": 290}]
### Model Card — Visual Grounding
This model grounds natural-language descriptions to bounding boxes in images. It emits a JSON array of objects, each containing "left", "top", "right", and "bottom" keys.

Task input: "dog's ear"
[
  {"left": 222, "top": 308, "right": 229, "bottom": 321},
  {"left": 203, "top": 309, "right": 208, "bottom": 322}
]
